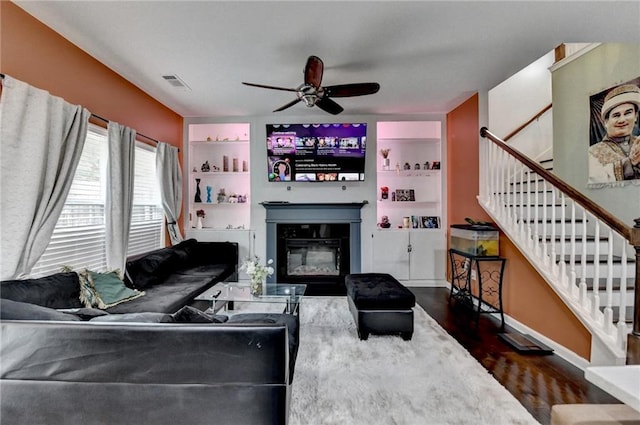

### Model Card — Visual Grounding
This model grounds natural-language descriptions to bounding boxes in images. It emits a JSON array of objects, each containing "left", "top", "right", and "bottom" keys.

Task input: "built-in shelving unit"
[
  {"left": 372, "top": 121, "right": 446, "bottom": 285},
  {"left": 186, "top": 124, "right": 251, "bottom": 231}
]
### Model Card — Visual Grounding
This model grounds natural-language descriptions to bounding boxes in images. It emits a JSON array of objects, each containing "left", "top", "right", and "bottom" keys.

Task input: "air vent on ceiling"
[{"left": 162, "top": 74, "right": 191, "bottom": 90}]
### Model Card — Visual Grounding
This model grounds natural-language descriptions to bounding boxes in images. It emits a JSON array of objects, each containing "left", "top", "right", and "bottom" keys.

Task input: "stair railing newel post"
[{"left": 628, "top": 218, "right": 640, "bottom": 364}]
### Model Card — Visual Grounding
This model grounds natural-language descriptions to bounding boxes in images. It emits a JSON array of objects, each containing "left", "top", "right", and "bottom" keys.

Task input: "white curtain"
[
  {"left": 106, "top": 121, "right": 135, "bottom": 273},
  {"left": 156, "top": 142, "right": 184, "bottom": 245},
  {"left": 0, "top": 76, "right": 90, "bottom": 279}
]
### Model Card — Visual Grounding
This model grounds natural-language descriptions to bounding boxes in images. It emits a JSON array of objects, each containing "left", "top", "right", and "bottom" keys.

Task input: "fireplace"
[{"left": 263, "top": 202, "right": 365, "bottom": 295}]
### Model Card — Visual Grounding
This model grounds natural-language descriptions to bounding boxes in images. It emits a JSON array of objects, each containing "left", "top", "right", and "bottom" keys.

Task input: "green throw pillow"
[{"left": 88, "top": 270, "right": 145, "bottom": 309}]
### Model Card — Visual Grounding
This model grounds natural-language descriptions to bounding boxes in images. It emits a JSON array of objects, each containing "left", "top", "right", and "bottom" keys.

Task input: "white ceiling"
[{"left": 14, "top": 1, "right": 640, "bottom": 118}]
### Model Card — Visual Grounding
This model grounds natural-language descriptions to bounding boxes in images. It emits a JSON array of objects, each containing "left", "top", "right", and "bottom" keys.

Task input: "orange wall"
[
  {"left": 1, "top": 2, "right": 184, "bottom": 235},
  {"left": 446, "top": 94, "right": 592, "bottom": 360}
]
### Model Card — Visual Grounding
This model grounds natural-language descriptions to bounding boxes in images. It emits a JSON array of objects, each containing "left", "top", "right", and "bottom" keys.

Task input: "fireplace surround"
[{"left": 263, "top": 202, "right": 365, "bottom": 295}]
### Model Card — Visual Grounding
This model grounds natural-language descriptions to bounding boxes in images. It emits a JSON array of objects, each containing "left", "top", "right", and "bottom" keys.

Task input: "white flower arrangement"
[{"left": 240, "top": 256, "right": 274, "bottom": 283}]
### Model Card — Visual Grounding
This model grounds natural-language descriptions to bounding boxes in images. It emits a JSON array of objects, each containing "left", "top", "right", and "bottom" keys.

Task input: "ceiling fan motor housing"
[{"left": 297, "top": 84, "right": 323, "bottom": 107}]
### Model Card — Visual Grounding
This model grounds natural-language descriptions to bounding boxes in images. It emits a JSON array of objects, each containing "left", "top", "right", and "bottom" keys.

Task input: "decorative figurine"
[
  {"left": 194, "top": 178, "right": 202, "bottom": 203},
  {"left": 201, "top": 161, "right": 211, "bottom": 172},
  {"left": 403, "top": 162, "right": 411, "bottom": 170},
  {"left": 378, "top": 215, "right": 391, "bottom": 228},
  {"left": 206, "top": 186, "right": 212, "bottom": 203},
  {"left": 414, "top": 163, "right": 420, "bottom": 170},
  {"left": 217, "top": 188, "right": 226, "bottom": 204},
  {"left": 380, "top": 186, "right": 389, "bottom": 200}
]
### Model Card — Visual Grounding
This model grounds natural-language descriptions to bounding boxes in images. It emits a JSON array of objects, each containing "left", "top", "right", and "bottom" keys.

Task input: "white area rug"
[{"left": 289, "top": 297, "right": 540, "bottom": 425}]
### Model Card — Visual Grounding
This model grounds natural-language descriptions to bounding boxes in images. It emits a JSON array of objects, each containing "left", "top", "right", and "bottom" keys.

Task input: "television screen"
[{"left": 266, "top": 123, "right": 367, "bottom": 182}]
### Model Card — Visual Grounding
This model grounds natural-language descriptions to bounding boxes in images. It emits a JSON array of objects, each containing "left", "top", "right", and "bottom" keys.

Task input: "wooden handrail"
[
  {"left": 480, "top": 127, "right": 633, "bottom": 240},
  {"left": 481, "top": 127, "right": 640, "bottom": 349},
  {"left": 504, "top": 104, "right": 552, "bottom": 142}
]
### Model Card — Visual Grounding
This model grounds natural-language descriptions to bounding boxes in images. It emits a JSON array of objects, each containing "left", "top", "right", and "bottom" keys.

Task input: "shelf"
[
  {"left": 377, "top": 170, "right": 440, "bottom": 176},
  {"left": 191, "top": 202, "right": 249, "bottom": 207},
  {"left": 190, "top": 140, "right": 250, "bottom": 145},
  {"left": 378, "top": 137, "right": 440, "bottom": 144},
  {"left": 377, "top": 201, "right": 438, "bottom": 206},
  {"left": 376, "top": 228, "right": 443, "bottom": 232},
  {"left": 190, "top": 226, "right": 249, "bottom": 231},
  {"left": 191, "top": 171, "right": 250, "bottom": 176}
]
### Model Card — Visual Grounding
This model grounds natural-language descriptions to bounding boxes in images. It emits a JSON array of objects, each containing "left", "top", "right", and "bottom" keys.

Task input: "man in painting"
[{"left": 588, "top": 83, "right": 640, "bottom": 183}]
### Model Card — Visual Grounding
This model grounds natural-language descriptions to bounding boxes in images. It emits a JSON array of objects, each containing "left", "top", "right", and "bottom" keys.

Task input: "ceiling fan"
[{"left": 242, "top": 55, "right": 380, "bottom": 115}]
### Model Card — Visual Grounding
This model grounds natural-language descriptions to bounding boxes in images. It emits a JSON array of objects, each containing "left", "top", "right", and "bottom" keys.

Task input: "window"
[
  {"left": 128, "top": 143, "right": 164, "bottom": 257},
  {"left": 30, "top": 125, "right": 164, "bottom": 277}
]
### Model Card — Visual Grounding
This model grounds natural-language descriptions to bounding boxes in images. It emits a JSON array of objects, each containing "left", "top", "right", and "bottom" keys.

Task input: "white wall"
[
  {"left": 488, "top": 50, "right": 554, "bottom": 161},
  {"left": 551, "top": 43, "right": 640, "bottom": 225}
]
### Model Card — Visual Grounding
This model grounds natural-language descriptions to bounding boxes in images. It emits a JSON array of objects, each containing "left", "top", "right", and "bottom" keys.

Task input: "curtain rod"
[
  {"left": 91, "top": 113, "right": 167, "bottom": 147},
  {"left": 0, "top": 74, "right": 178, "bottom": 151}
]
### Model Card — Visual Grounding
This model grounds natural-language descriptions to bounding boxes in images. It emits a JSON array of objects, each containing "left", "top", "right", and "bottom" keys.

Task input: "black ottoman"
[{"left": 345, "top": 273, "right": 415, "bottom": 341}]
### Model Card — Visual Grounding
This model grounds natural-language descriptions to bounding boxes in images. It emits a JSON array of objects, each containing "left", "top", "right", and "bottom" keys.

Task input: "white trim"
[
  {"left": 500, "top": 313, "right": 590, "bottom": 371},
  {"left": 549, "top": 43, "right": 601, "bottom": 73},
  {"left": 440, "top": 280, "right": 590, "bottom": 371}
]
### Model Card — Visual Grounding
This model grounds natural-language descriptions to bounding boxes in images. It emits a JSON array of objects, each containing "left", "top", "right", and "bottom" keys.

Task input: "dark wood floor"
[{"left": 412, "top": 287, "right": 620, "bottom": 425}]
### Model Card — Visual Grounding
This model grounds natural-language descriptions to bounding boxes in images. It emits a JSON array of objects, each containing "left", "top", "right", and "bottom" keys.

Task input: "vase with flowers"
[
  {"left": 196, "top": 209, "right": 205, "bottom": 229},
  {"left": 240, "top": 256, "right": 274, "bottom": 296},
  {"left": 380, "top": 148, "right": 391, "bottom": 170}
]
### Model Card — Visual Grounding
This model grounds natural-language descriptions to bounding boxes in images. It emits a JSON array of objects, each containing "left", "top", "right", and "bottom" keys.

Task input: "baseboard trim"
[{"left": 439, "top": 281, "right": 590, "bottom": 371}]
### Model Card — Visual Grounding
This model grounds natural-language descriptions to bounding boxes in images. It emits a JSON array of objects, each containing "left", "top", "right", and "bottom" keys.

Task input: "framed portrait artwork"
[{"left": 587, "top": 77, "right": 640, "bottom": 188}]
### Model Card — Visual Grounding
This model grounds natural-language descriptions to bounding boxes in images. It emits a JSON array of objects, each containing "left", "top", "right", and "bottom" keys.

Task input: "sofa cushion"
[
  {"left": 78, "top": 271, "right": 102, "bottom": 308},
  {"left": 0, "top": 272, "right": 83, "bottom": 309},
  {"left": 171, "top": 305, "right": 227, "bottom": 323},
  {"left": 105, "top": 274, "right": 216, "bottom": 314},
  {"left": 57, "top": 308, "right": 110, "bottom": 320},
  {"left": 228, "top": 313, "right": 299, "bottom": 383},
  {"left": 0, "top": 298, "right": 81, "bottom": 321},
  {"left": 125, "top": 248, "right": 182, "bottom": 290},
  {"left": 172, "top": 264, "right": 233, "bottom": 278},
  {"left": 87, "top": 270, "right": 145, "bottom": 308},
  {"left": 171, "top": 238, "right": 199, "bottom": 263},
  {"left": 89, "top": 312, "right": 174, "bottom": 323}
]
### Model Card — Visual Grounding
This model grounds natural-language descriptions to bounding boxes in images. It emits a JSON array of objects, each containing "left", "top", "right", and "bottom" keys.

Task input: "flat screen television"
[{"left": 266, "top": 123, "right": 367, "bottom": 182}]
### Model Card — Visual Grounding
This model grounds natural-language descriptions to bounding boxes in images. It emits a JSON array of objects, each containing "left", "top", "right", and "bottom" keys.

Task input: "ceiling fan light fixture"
[{"left": 302, "top": 94, "right": 316, "bottom": 107}]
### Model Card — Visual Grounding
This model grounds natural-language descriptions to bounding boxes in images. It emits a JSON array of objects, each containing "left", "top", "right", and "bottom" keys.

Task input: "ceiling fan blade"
[
  {"left": 273, "top": 98, "right": 302, "bottom": 112},
  {"left": 315, "top": 97, "right": 344, "bottom": 115},
  {"left": 242, "top": 82, "right": 298, "bottom": 92},
  {"left": 304, "top": 55, "right": 324, "bottom": 88},
  {"left": 324, "top": 82, "right": 380, "bottom": 97}
]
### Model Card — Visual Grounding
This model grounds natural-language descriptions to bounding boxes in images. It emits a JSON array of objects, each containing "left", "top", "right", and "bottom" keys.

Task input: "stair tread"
[
  {"left": 583, "top": 276, "right": 636, "bottom": 291},
  {"left": 539, "top": 235, "right": 607, "bottom": 242},
  {"left": 509, "top": 203, "right": 565, "bottom": 207},
  {"left": 555, "top": 254, "right": 635, "bottom": 264},
  {"left": 521, "top": 218, "right": 587, "bottom": 223}
]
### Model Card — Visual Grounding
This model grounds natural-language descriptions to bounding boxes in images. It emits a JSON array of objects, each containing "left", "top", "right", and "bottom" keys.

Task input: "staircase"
[{"left": 479, "top": 128, "right": 638, "bottom": 365}]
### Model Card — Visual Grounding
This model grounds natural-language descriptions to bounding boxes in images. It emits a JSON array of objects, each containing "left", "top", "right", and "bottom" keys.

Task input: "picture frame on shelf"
[
  {"left": 421, "top": 216, "right": 440, "bottom": 228},
  {"left": 431, "top": 161, "right": 441, "bottom": 170}
]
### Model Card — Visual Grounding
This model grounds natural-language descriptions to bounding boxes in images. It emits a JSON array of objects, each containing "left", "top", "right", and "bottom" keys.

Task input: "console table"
[{"left": 448, "top": 248, "right": 506, "bottom": 330}]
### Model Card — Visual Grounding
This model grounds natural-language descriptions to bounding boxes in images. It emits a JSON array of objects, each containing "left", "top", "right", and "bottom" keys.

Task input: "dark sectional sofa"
[{"left": 0, "top": 239, "right": 300, "bottom": 425}]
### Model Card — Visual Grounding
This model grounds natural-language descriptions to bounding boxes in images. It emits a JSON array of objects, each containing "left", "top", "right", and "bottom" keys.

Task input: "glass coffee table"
[{"left": 195, "top": 282, "right": 307, "bottom": 315}]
